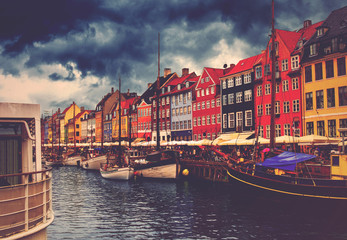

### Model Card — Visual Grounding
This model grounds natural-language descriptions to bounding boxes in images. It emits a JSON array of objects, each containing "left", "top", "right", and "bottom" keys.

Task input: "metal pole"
[
  {"left": 269, "top": 0, "right": 276, "bottom": 151},
  {"left": 156, "top": 32, "right": 160, "bottom": 151}
]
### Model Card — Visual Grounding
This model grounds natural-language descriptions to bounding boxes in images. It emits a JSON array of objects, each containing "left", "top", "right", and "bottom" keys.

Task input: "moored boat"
[
  {"left": 63, "top": 154, "right": 82, "bottom": 166},
  {"left": 100, "top": 165, "right": 134, "bottom": 180},
  {"left": 0, "top": 102, "right": 54, "bottom": 239},
  {"left": 132, "top": 149, "right": 181, "bottom": 179},
  {"left": 81, "top": 154, "right": 107, "bottom": 170}
]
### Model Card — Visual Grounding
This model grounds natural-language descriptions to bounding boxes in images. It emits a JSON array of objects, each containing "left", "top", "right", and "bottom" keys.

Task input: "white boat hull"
[
  {"left": 100, "top": 167, "right": 134, "bottom": 180},
  {"left": 63, "top": 155, "right": 81, "bottom": 166},
  {"left": 135, "top": 163, "right": 178, "bottom": 179},
  {"left": 81, "top": 155, "right": 107, "bottom": 170}
]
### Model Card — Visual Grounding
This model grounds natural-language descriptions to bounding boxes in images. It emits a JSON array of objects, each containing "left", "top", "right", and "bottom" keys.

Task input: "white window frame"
[
  {"left": 245, "top": 110, "right": 252, "bottom": 127},
  {"left": 244, "top": 90, "right": 252, "bottom": 102},
  {"left": 228, "top": 113, "right": 235, "bottom": 128}
]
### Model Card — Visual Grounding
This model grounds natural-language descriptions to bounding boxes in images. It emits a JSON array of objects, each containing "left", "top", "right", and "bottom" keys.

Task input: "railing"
[{"left": 0, "top": 167, "right": 53, "bottom": 238}]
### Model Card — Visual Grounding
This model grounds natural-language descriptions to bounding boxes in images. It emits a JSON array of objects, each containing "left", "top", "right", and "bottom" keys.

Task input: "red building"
[
  {"left": 137, "top": 99, "right": 152, "bottom": 141},
  {"left": 193, "top": 67, "right": 233, "bottom": 140},
  {"left": 254, "top": 20, "right": 322, "bottom": 139}
]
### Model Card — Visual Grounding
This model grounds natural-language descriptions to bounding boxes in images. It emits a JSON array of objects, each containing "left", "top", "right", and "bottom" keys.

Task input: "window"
[
  {"left": 179, "top": 94, "right": 183, "bottom": 102},
  {"left": 211, "top": 86, "right": 215, "bottom": 94},
  {"left": 207, "top": 115, "right": 210, "bottom": 125},
  {"left": 228, "top": 113, "right": 235, "bottom": 128},
  {"left": 340, "top": 119, "right": 347, "bottom": 137},
  {"left": 236, "top": 112, "right": 243, "bottom": 129},
  {"left": 197, "top": 90, "right": 200, "bottom": 98},
  {"left": 206, "top": 77, "right": 209, "bottom": 82},
  {"left": 188, "top": 92, "right": 191, "bottom": 100},
  {"left": 275, "top": 101, "right": 280, "bottom": 114},
  {"left": 183, "top": 106, "right": 187, "bottom": 115},
  {"left": 222, "top": 95, "right": 227, "bottom": 105},
  {"left": 188, "top": 120, "right": 192, "bottom": 129},
  {"left": 228, "top": 93, "right": 234, "bottom": 104},
  {"left": 212, "top": 115, "right": 216, "bottom": 124},
  {"left": 257, "top": 86, "right": 262, "bottom": 96},
  {"left": 265, "top": 84, "right": 271, "bottom": 95},
  {"left": 197, "top": 103, "right": 200, "bottom": 110},
  {"left": 316, "top": 90, "right": 324, "bottom": 109},
  {"left": 293, "top": 100, "right": 300, "bottom": 112},
  {"left": 282, "top": 59, "right": 288, "bottom": 71},
  {"left": 172, "top": 121, "right": 176, "bottom": 130},
  {"left": 193, "top": 118, "right": 197, "bottom": 127},
  {"left": 216, "top": 98, "right": 220, "bottom": 107},
  {"left": 315, "top": 63, "right": 323, "bottom": 80},
  {"left": 339, "top": 86, "right": 347, "bottom": 106},
  {"left": 305, "top": 66, "right": 312, "bottom": 83},
  {"left": 244, "top": 90, "right": 252, "bottom": 102},
  {"left": 244, "top": 73, "right": 251, "bottom": 84},
  {"left": 188, "top": 105, "right": 191, "bottom": 114},
  {"left": 265, "top": 104, "right": 271, "bottom": 115},
  {"left": 206, "top": 88, "right": 209, "bottom": 96},
  {"left": 206, "top": 101, "right": 210, "bottom": 109},
  {"left": 202, "top": 101, "right": 205, "bottom": 110},
  {"left": 256, "top": 66, "right": 262, "bottom": 79},
  {"left": 291, "top": 56, "right": 299, "bottom": 69},
  {"left": 193, "top": 103, "right": 196, "bottom": 111},
  {"left": 328, "top": 120, "right": 336, "bottom": 137},
  {"left": 266, "top": 125, "right": 270, "bottom": 139},
  {"left": 236, "top": 92, "right": 243, "bottom": 103},
  {"left": 202, "top": 89, "right": 205, "bottom": 97},
  {"left": 326, "top": 60, "right": 334, "bottom": 78},
  {"left": 183, "top": 93, "right": 187, "bottom": 104},
  {"left": 317, "top": 121, "right": 325, "bottom": 136},
  {"left": 337, "top": 57, "right": 346, "bottom": 76},
  {"left": 292, "top": 78, "right": 299, "bottom": 90},
  {"left": 284, "top": 124, "right": 291, "bottom": 136},
  {"left": 306, "top": 92, "right": 313, "bottom": 110},
  {"left": 217, "top": 114, "right": 221, "bottom": 124},
  {"left": 309, "top": 44, "right": 317, "bottom": 56},
  {"left": 198, "top": 117, "right": 201, "bottom": 126},
  {"left": 276, "top": 83, "right": 280, "bottom": 93},
  {"left": 306, "top": 122, "right": 314, "bottom": 135},
  {"left": 264, "top": 64, "right": 270, "bottom": 76},
  {"left": 227, "top": 78, "right": 234, "bottom": 88},
  {"left": 327, "top": 88, "right": 335, "bottom": 108},
  {"left": 282, "top": 80, "right": 289, "bottom": 92},
  {"left": 166, "top": 109, "right": 170, "bottom": 118},
  {"left": 275, "top": 124, "right": 281, "bottom": 137},
  {"left": 258, "top": 126, "right": 264, "bottom": 138},
  {"left": 257, "top": 105, "right": 263, "bottom": 116},
  {"left": 222, "top": 80, "right": 227, "bottom": 89},
  {"left": 223, "top": 114, "right": 227, "bottom": 129},
  {"left": 245, "top": 110, "right": 252, "bottom": 127},
  {"left": 211, "top": 100, "right": 215, "bottom": 108},
  {"left": 201, "top": 78, "right": 204, "bottom": 83},
  {"left": 202, "top": 116, "right": 206, "bottom": 126},
  {"left": 235, "top": 76, "right": 242, "bottom": 86}
]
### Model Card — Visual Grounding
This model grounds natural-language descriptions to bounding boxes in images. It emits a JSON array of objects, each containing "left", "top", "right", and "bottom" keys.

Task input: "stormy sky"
[{"left": 0, "top": 0, "right": 345, "bottom": 114}]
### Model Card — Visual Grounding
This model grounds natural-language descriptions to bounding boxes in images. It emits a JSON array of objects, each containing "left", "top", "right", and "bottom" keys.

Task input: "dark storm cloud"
[{"left": 0, "top": 0, "right": 345, "bottom": 101}]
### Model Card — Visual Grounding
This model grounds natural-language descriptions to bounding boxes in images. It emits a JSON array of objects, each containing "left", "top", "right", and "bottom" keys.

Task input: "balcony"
[{"left": 0, "top": 167, "right": 54, "bottom": 239}]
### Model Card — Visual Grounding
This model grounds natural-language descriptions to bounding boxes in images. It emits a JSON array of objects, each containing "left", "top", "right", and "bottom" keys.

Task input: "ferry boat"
[{"left": 0, "top": 102, "right": 54, "bottom": 239}]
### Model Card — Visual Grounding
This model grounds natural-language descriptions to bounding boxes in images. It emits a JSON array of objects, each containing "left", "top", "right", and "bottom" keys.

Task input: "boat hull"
[
  {"left": 63, "top": 155, "right": 81, "bottom": 166},
  {"left": 81, "top": 155, "right": 107, "bottom": 170},
  {"left": 100, "top": 167, "right": 134, "bottom": 180},
  {"left": 135, "top": 163, "right": 178, "bottom": 179},
  {"left": 227, "top": 166, "right": 347, "bottom": 200}
]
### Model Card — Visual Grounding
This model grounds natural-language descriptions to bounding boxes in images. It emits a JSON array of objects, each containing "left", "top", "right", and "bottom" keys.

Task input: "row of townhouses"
[{"left": 42, "top": 6, "right": 347, "bottom": 145}]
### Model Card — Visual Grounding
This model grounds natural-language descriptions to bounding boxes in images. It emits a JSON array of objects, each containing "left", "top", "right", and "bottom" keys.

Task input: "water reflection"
[{"left": 48, "top": 167, "right": 347, "bottom": 240}]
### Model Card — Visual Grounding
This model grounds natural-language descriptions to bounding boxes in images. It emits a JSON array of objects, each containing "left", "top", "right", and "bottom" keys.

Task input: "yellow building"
[
  {"left": 301, "top": 7, "right": 347, "bottom": 138},
  {"left": 60, "top": 102, "right": 81, "bottom": 144}
]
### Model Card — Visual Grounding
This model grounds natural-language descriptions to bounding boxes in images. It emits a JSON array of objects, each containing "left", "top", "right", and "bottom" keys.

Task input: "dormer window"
[
  {"left": 201, "top": 78, "right": 204, "bottom": 83},
  {"left": 186, "top": 82, "right": 189, "bottom": 88},
  {"left": 162, "top": 88, "right": 165, "bottom": 94},
  {"left": 177, "top": 84, "right": 181, "bottom": 90},
  {"left": 205, "top": 77, "right": 209, "bottom": 82},
  {"left": 309, "top": 44, "right": 317, "bottom": 56},
  {"left": 168, "top": 86, "right": 171, "bottom": 92},
  {"left": 317, "top": 28, "right": 324, "bottom": 37}
]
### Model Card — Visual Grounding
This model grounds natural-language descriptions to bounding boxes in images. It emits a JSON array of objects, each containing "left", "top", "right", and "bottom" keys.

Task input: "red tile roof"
[{"left": 223, "top": 53, "right": 264, "bottom": 76}]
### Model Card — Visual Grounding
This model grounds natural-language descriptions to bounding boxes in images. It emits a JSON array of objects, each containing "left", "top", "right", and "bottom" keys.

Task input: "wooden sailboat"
[
  {"left": 225, "top": 0, "right": 347, "bottom": 200},
  {"left": 100, "top": 76, "right": 134, "bottom": 180},
  {"left": 132, "top": 33, "right": 181, "bottom": 179}
]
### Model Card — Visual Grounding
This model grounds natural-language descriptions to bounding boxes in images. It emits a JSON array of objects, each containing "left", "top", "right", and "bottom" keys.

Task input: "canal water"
[{"left": 48, "top": 167, "right": 347, "bottom": 240}]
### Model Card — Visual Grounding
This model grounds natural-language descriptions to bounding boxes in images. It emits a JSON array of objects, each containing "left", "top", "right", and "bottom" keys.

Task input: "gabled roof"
[
  {"left": 196, "top": 67, "right": 225, "bottom": 89},
  {"left": 75, "top": 110, "right": 91, "bottom": 120},
  {"left": 223, "top": 53, "right": 263, "bottom": 77},
  {"left": 276, "top": 29, "right": 301, "bottom": 53},
  {"left": 292, "top": 21, "right": 323, "bottom": 55},
  {"left": 61, "top": 103, "right": 76, "bottom": 115}
]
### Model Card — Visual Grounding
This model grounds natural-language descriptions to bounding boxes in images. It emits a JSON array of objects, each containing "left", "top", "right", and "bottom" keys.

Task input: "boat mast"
[
  {"left": 73, "top": 101, "right": 76, "bottom": 153},
  {"left": 269, "top": 0, "right": 276, "bottom": 151},
  {"left": 156, "top": 32, "right": 160, "bottom": 151},
  {"left": 118, "top": 76, "right": 122, "bottom": 164},
  {"left": 51, "top": 109, "right": 54, "bottom": 152}
]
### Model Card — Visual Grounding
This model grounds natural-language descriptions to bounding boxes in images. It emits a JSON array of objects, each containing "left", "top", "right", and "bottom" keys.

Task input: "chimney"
[
  {"left": 182, "top": 68, "right": 189, "bottom": 77},
  {"left": 58, "top": 108, "right": 61, "bottom": 113},
  {"left": 80, "top": 107, "right": 85, "bottom": 111},
  {"left": 127, "top": 89, "right": 130, "bottom": 96},
  {"left": 164, "top": 68, "right": 171, "bottom": 77},
  {"left": 111, "top": 87, "right": 114, "bottom": 93},
  {"left": 303, "top": 20, "right": 312, "bottom": 29}
]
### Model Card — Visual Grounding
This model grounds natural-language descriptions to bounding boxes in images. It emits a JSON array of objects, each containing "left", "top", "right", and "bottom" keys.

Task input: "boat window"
[
  {"left": 0, "top": 123, "right": 22, "bottom": 136},
  {"left": 332, "top": 156, "right": 339, "bottom": 166}
]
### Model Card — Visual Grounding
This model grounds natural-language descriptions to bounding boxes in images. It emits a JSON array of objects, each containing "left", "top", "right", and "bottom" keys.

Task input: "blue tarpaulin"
[{"left": 256, "top": 151, "right": 316, "bottom": 171}]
